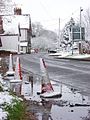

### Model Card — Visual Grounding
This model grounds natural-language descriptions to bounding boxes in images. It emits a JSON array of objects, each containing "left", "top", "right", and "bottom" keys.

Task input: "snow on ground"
[
  {"left": 49, "top": 51, "right": 90, "bottom": 59},
  {"left": 1, "top": 55, "right": 90, "bottom": 120},
  {"left": 21, "top": 75, "right": 90, "bottom": 120},
  {"left": 68, "top": 54, "right": 90, "bottom": 59},
  {"left": 0, "top": 92, "right": 14, "bottom": 120},
  {"left": 0, "top": 74, "right": 22, "bottom": 120}
]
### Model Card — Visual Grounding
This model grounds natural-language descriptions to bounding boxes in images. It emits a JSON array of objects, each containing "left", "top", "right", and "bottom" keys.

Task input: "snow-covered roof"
[{"left": 3, "top": 15, "right": 30, "bottom": 35}]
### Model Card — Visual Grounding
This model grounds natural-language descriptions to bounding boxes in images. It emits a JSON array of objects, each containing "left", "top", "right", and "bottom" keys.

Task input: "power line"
[
  {"left": 31, "top": 5, "right": 82, "bottom": 30},
  {"left": 32, "top": 7, "right": 80, "bottom": 23},
  {"left": 38, "top": 0, "right": 54, "bottom": 19}
]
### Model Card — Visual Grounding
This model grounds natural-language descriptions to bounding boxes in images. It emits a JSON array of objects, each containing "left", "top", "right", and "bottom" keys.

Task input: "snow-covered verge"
[
  {"left": 49, "top": 51, "right": 90, "bottom": 60},
  {"left": 0, "top": 74, "right": 23, "bottom": 120}
]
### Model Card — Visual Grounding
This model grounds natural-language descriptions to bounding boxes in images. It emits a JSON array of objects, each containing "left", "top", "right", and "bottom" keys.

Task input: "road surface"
[{"left": 19, "top": 52, "right": 90, "bottom": 96}]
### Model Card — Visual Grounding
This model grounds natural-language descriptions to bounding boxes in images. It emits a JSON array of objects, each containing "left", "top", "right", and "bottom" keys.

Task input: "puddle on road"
[
  {"left": 19, "top": 73, "right": 90, "bottom": 120},
  {"left": 2, "top": 57, "right": 90, "bottom": 120}
]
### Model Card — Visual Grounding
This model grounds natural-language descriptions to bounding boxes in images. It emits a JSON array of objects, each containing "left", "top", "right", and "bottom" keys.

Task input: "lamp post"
[
  {"left": 58, "top": 18, "right": 61, "bottom": 51},
  {"left": 71, "top": 25, "right": 73, "bottom": 55},
  {"left": 80, "top": 7, "right": 83, "bottom": 54}
]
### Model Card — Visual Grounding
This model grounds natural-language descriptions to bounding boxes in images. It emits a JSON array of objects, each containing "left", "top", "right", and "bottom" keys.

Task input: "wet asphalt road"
[{"left": 19, "top": 52, "right": 90, "bottom": 96}]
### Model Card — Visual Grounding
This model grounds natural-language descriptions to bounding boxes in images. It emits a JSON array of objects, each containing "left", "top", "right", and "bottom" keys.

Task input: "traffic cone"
[
  {"left": 15, "top": 57, "right": 22, "bottom": 80},
  {"left": 18, "top": 58, "right": 22, "bottom": 80},
  {"left": 40, "top": 58, "right": 54, "bottom": 94},
  {"left": 5, "top": 54, "right": 15, "bottom": 78},
  {"left": 9, "top": 54, "right": 13, "bottom": 72}
]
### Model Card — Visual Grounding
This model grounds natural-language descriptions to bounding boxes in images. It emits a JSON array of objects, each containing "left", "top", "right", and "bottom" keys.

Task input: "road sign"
[{"left": 72, "top": 27, "right": 85, "bottom": 41}]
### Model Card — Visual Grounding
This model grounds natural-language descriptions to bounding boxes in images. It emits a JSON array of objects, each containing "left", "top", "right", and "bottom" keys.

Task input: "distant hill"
[
  {"left": 39, "top": 29, "right": 57, "bottom": 41},
  {"left": 31, "top": 23, "right": 58, "bottom": 50}
]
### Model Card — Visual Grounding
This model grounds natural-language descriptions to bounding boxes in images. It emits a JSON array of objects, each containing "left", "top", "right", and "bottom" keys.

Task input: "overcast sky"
[{"left": 14, "top": 0, "right": 90, "bottom": 31}]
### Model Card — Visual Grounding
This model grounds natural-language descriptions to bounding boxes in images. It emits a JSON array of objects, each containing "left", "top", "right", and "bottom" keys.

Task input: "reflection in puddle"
[{"left": 10, "top": 73, "right": 90, "bottom": 120}]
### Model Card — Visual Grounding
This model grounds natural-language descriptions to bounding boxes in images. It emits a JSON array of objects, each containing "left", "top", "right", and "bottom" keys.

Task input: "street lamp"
[
  {"left": 80, "top": 7, "right": 83, "bottom": 54},
  {"left": 58, "top": 18, "right": 61, "bottom": 51}
]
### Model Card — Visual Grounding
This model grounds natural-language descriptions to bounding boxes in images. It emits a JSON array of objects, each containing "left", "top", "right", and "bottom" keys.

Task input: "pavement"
[{"left": 49, "top": 52, "right": 90, "bottom": 61}]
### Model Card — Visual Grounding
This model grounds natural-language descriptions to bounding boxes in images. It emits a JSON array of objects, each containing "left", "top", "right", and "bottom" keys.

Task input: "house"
[{"left": 0, "top": 8, "right": 32, "bottom": 54}]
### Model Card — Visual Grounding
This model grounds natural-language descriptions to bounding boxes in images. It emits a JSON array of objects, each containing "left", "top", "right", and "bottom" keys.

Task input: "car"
[{"left": 48, "top": 49, "right": 57, "bottom": 53}]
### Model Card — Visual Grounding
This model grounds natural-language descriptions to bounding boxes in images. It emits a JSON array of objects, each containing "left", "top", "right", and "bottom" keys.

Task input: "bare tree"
[
  {"left": 83, "top": 8, "right": 90, "bottom": 40},
  {"left": 32, "top": 22, "right": 43, "bottom": 37},
  {"left": 31, "top": 22, "right": 58, "bottom": 50}
]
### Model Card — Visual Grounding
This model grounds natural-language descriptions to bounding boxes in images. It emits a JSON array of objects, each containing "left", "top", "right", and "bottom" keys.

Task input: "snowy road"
[{"left": 19, "top": 52, "right": 90, "bottom": 96}]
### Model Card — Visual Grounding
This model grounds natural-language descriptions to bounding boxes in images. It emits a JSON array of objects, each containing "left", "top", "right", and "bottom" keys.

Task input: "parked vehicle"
[{"left": 48, "top": 49, "right": 57, "bottom": 53}]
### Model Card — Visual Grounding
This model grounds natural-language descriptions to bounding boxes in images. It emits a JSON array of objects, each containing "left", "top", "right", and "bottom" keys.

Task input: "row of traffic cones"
[
  {"left": 6, "top": 54, "right": 62, "bottom": 98},
  {"left": 6, "top": 54, "right": 22, "bottom": 81}
]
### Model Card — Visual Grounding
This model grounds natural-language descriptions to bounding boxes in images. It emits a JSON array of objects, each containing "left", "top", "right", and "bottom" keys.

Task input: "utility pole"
[
  {"left": 80, "top": 7, "right": 83, "bottom": 54},
  {"left": 27, "top": 14, "right": 32, "bottom": 54},
  {"left": 58, "top": 18, "right": 61, "bottom": 51},
  {"left": 80, "top": 7, "right": 82, "bottom": 41},
  {"left": 71, "top": 25, "right": 73, "bottom": 55}
]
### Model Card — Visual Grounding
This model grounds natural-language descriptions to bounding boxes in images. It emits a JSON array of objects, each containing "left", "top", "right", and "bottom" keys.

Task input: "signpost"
[{"left": 72, "top": 27, "right": 85, "bottom": 41}]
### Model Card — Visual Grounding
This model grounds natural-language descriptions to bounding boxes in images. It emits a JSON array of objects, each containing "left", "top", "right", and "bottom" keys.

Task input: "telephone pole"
[
  {"left": 58, "top": 18, "right": 61, "bottom": 50},
  {"left": 80, "top": 7, "right": 82, "bottom": 41},
  {"left": 80, "top": 7, "right": 83, "bottom": 54}
]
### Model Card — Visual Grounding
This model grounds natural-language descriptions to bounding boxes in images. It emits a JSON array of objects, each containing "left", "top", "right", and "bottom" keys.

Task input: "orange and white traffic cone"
[
  {"left": 8, "top": 54, "right": 13, "bottom": 72},
  {"left": 15, "top": 57, "right": 22, "bottom": 80},
  {"left": 5, "top": 54, "right": 15, "bottom": 78},
  {"left": 40, "top": 58, "right": 54, "bottom": 94},
  {"left": 18, "top": 58, "right": 22, "bottom": 80}
]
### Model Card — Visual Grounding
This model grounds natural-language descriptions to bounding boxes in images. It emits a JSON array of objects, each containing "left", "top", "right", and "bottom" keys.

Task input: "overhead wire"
[
  {"left": 32, "top": 1, "right": 81, "bottom": 29},
  {"left": 38, "top": 0, "right": 54, "bottom": 19}
]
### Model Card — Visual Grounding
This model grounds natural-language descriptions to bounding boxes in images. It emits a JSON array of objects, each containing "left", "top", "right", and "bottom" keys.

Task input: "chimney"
[
  {"left": 0, "top": 16, "right": 4, "bottom": 34},
  {"left": 14, "top": 7, "right": 22, "bottom": 15}
]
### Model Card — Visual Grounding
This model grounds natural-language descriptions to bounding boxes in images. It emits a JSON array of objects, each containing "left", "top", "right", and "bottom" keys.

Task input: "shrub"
[
  {"left": 0, "top": 85, "right": 3, "bottom": 92},
  {"left": 4, "top": 99, "right": 26, "bottom": 120}
]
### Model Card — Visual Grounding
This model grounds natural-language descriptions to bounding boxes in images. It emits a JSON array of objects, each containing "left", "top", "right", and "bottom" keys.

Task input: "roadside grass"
[
  {"left": 4, "top": 99, "right": 26, "bottom": 120},
  {"left": 0, "top": 54, "right": 37, "bottom": 120}
]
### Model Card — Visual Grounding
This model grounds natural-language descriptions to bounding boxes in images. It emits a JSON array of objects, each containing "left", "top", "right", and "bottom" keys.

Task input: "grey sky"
[{"left": 14, "top": 0, "right": 90, "bottom": 31}]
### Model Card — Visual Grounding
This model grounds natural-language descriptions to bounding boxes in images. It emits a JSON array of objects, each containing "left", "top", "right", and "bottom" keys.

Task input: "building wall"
[
  {"left": 0, "top": 29, "right": 31, "bottom": 53},
  {"left": 19, "top": 29, "right": 29, "bottom": 53},
  {"left": 20, "top": 29, "right": 27, "bottom": 41},
  {"left": 0, "top": 36, "right": 18, "bottom": 52}
]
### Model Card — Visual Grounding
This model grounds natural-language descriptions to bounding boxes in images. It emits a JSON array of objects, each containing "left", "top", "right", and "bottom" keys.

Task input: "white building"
[{"left": 0, "top": 8, "right": 32, "bottom": 54}]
